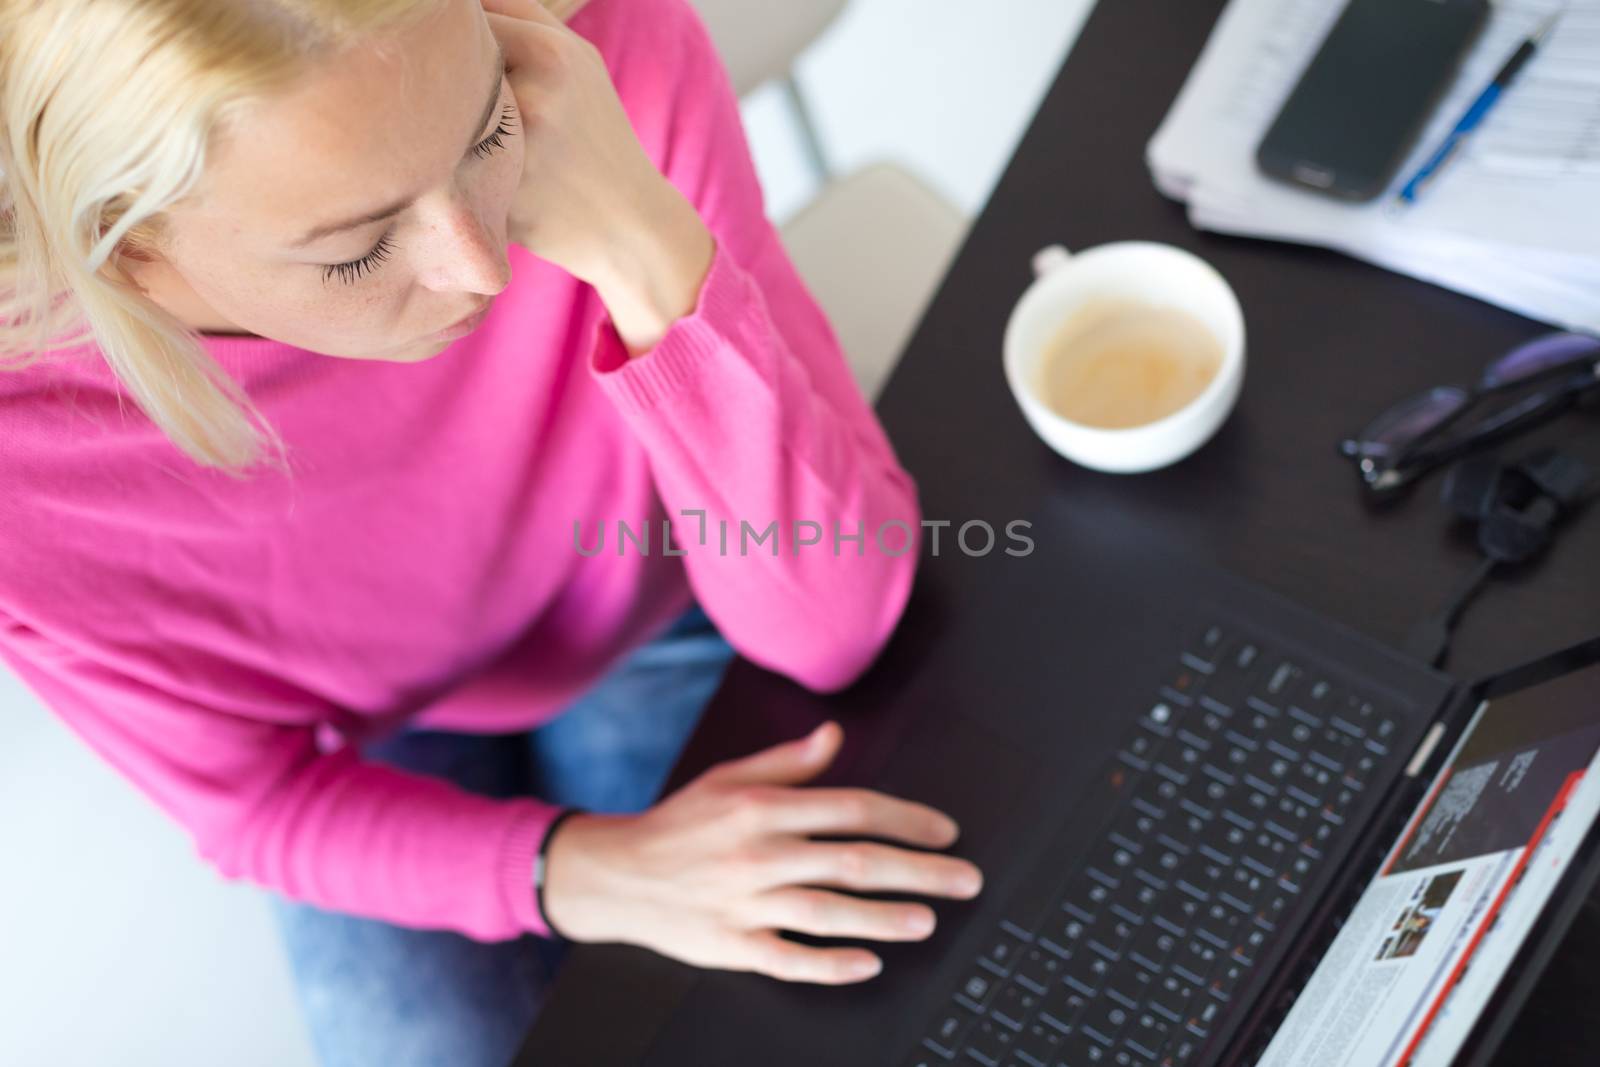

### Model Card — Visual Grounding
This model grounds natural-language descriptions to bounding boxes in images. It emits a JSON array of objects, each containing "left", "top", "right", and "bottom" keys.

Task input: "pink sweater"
[{"left": 0, "top": 0, "right": 921, "bottom": 942}]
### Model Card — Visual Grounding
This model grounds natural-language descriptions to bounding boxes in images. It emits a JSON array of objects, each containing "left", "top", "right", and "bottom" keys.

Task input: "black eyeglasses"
[{"left": 1339, "top": 331, "right": 1600, "bottom": 497}]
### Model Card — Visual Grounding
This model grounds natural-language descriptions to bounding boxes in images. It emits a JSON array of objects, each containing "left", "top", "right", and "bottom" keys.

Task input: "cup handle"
[{"left": 1031, "top": 244, "right": 1071, "bottom": 279}]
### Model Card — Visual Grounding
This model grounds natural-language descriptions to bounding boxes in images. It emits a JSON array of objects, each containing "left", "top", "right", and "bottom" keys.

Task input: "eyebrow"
[{"left": 289, "top": 38, "right": 507, "bottom": 249}]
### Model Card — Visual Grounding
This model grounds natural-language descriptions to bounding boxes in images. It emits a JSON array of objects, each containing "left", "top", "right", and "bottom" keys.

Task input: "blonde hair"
[{"left": 0, "top": 0, "right": 582, "bottom": 476}]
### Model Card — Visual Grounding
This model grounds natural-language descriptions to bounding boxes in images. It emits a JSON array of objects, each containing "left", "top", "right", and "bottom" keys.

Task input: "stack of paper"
[{"left": 1147, "top": 0, "right": 1600, "bottom": 333}]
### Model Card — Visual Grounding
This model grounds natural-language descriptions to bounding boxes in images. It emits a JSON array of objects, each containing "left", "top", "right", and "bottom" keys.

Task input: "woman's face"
[{"left": 127, "top": 0, "right": 522, "bottom": 362}]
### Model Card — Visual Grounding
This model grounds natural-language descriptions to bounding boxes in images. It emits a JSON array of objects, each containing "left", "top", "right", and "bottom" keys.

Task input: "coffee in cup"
[
  {"left": 1035, "top": 297, "right": 1224, "bottom": 430},
  {"left": 1003, "top": 242, "right": 1246, "bottom": 474}
]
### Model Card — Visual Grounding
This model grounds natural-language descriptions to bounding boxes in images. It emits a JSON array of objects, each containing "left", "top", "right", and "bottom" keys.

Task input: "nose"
[{"left": 412, "top": 185, "right": 512, "bottom": 296}]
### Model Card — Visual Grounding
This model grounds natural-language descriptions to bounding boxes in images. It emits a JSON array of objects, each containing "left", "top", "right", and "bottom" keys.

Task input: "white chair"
[{"left": 691, "top": 0, "right": 969, "bottom": 404}]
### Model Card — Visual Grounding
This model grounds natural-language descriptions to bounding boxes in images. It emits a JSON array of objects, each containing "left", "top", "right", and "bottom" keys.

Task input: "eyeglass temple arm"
[
  {"left": 1397, "top": 357, "right": 1600, "bottom": 468},
  {"left": 1390, "top": 381, "right": 1588, "bottom": 486}
]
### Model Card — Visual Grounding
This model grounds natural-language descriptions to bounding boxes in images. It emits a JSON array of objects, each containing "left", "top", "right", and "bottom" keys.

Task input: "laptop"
[{"left": 516, "top": 500, "right": 1600, "bottom": 1067}]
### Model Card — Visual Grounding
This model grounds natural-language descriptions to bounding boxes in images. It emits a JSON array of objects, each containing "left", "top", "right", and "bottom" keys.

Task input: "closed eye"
[
  {"left": 470, "top": 102, "right": 519, "bottom": 160},
  {"left": 320, "top": 103, "right": 521, "bottom": 286}
]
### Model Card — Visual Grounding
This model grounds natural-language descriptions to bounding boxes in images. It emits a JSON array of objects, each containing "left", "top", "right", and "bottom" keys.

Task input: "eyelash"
[
  {"left": 470, "top": 102, "right": 520, "bottom": 160},
  {"left": 321, "top": 102, "right": 520, "bottom": 286}
]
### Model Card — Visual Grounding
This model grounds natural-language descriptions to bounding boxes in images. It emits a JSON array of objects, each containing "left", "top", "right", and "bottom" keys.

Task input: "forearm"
[
  {"left": 584, "top": 224, "right": 923, "bottom": 692},
  {"left": 202, "top": 750, "right": 562, "bottom": 942},
  {"left": 588, "top": 182, "right": 716, "bottom": 358}
]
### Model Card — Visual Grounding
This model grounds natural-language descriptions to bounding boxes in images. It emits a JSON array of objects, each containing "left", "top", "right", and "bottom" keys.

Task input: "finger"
[
  {"left": 774, "top": 840, "right": 984, "bottom": 899},
  {"left": 757, "top": 787, "right": 960, "bottom": 848},
  {"left": 480, "top": 0, "right": 563, "bottom": 27},
  {"left": 735, "top": 930, "right": 882, "bottom": 985},
  {"left": 747, "top": 887, "right": 937, "bottom": 943},
  {"left": 482, "top": 9, "right": 561, "bottom": 75},
  {"left": 532, "top": 0, "right": 590, "bottom": 21},
  {"left": 702, "top": 721, "right": 842, "bottom": 788}
]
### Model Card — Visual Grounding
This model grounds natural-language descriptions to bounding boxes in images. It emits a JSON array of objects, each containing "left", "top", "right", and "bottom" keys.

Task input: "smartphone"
[{"left": 1256, "top": 0, "right": 1489, "bottom": 202}]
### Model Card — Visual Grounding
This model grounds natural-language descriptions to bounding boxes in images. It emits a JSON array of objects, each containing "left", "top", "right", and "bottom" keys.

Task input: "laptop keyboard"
[{"left": 901, "top": 623, "right": 1404, "bottom": 1067}]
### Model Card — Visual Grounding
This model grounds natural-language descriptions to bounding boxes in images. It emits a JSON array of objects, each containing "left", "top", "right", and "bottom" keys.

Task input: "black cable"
[
  {"left": 1405, "top": 472, "right": 1600, "bottom": 670},
  {"left": 1406, "top": 556, "right": 1499, "bottom": 668}
]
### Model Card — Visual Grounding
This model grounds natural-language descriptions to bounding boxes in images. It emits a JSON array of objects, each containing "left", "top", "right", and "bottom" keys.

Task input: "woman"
[{"left": 0, "top": 0, "right": 984, "bottom": 1063}]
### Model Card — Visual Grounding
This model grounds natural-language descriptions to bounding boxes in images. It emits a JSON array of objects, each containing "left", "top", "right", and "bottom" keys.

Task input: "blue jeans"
[{"left": 268, "top": 600, "right": 736, "bottom": 1067}]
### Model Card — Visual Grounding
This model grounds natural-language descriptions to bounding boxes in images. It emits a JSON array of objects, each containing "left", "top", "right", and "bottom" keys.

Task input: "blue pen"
[{"left": 1396, "top": 8, "right": 1563, "bottom": 205}]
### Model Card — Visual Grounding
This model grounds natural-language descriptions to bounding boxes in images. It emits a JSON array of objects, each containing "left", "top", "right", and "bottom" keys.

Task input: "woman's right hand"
[{"left": 541, "top": 719, "right": 985, "bottom": 984}]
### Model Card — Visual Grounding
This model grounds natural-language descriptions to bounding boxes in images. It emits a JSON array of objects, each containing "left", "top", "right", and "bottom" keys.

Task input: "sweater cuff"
[
  {"left": 586, "top": 235, "right": 752, "bottom": 416},
  {"left": 497, "top": 799, "right": 562, "bottom": 938}
]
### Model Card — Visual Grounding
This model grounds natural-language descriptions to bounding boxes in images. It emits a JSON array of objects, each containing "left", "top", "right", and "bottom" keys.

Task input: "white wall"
[{"left": 0, "top": 1, "right": 1094, "bottom": 1063}]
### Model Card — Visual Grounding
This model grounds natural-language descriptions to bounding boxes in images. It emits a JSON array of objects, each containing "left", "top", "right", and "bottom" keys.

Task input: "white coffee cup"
[{"left": 1002, "top": 241, "right": 1246, "bottom": 474}]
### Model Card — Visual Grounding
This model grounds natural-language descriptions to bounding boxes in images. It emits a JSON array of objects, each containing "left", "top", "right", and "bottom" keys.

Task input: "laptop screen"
[{"left": 1257, "top": 660, "right": 1600, "bottom": 1067}]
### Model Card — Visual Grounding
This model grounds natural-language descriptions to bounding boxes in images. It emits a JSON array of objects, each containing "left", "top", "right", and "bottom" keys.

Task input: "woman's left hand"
[{"left": 482, "top": 0, "right": 715, "bottom": 355}]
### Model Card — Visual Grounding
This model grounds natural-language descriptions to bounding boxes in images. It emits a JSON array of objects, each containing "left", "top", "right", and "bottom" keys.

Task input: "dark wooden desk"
[{"left": 522, "top": 0, "right": 1600, "bottom": 1060}]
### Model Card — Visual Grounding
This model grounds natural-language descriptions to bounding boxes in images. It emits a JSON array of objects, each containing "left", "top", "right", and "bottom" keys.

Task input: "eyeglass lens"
[
  {"left": 1480, "top": 332, "right": 1600, "bottom": 390},
  {"left": 1351, "top": 385, "right": 1469, "bottom": 461}
]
